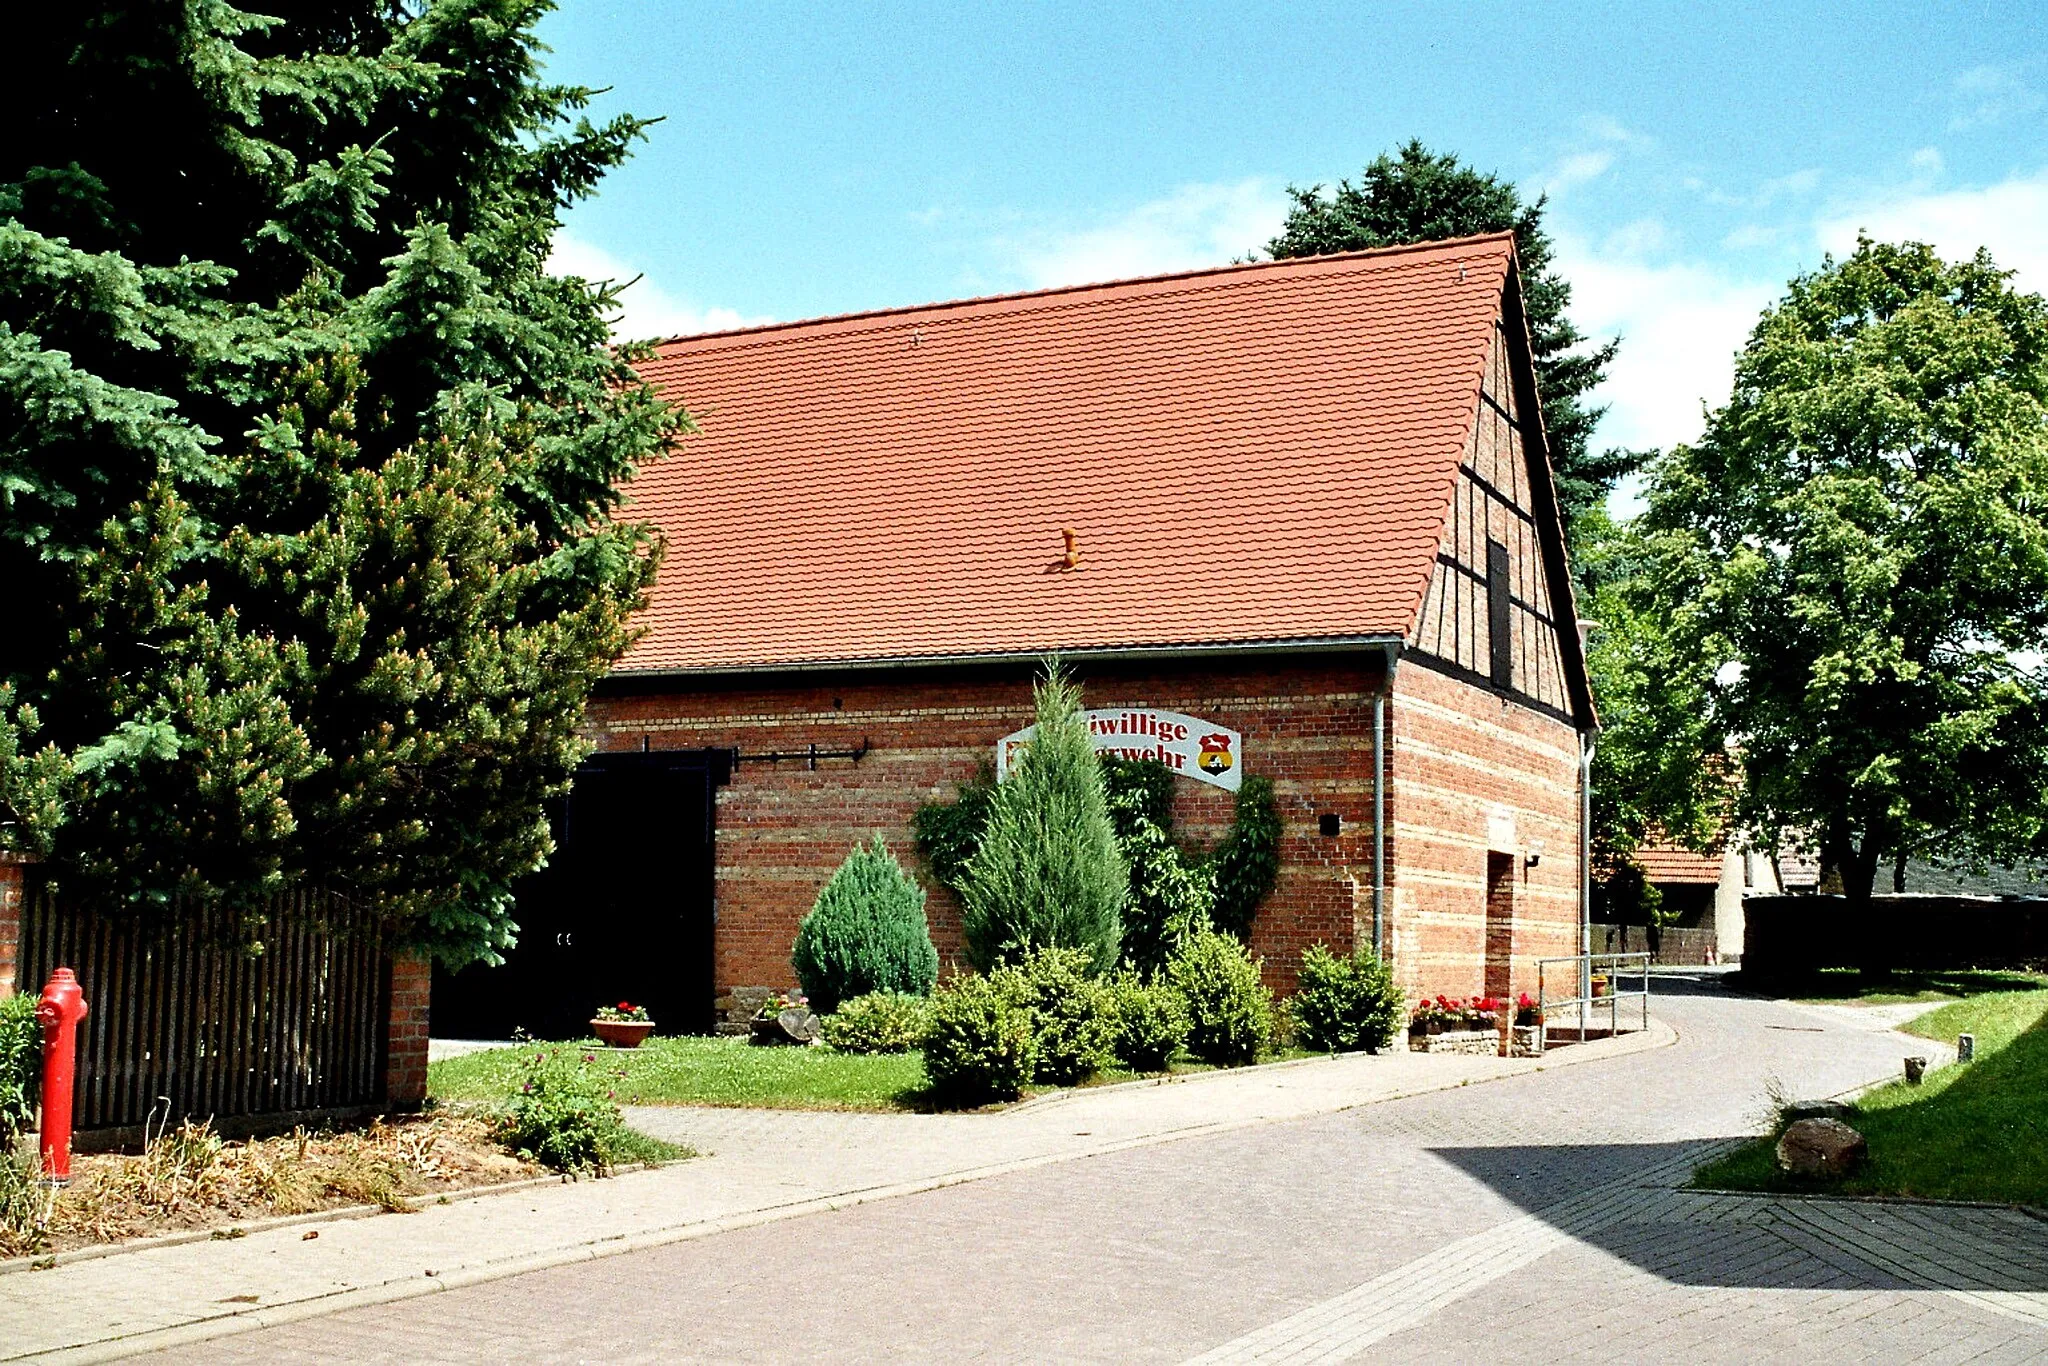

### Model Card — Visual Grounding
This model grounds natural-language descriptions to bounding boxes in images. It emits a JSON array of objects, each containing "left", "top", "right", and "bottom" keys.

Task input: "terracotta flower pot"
[{"left": 591, "top": 1019, "right": 654, "bottom": 1049}]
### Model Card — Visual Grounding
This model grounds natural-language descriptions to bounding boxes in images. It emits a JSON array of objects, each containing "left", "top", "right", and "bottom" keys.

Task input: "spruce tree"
[
  {"left": 959, "top": 664, "right": 1126, "bottom": 973},
  {"left": 0, "top": 3, "right": 682, "bottom": 962}
]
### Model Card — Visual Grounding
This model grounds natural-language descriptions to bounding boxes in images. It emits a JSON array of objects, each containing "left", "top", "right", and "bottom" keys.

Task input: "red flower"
[{"left": 618, "top": 1001, "right": 634, "bottom": 1011}]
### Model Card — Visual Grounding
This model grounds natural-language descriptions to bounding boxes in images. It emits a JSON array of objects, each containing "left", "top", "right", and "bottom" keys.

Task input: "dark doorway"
[
  {"left": 1485, "top": 850, "right": 1515, "bottom": 999},
  {"left": 432, "top": 748, "right": 730, "bottom": 1040}
]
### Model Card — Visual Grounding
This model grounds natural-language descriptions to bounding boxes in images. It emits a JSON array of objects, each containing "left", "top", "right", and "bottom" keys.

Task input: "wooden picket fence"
[{"left": 18, "top": 884, "right": 390, "bottom": 1139}]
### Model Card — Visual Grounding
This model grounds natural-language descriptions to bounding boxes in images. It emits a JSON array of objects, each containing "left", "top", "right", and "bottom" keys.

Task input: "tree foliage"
[
  {"left": 1638, "top": 238, "right": 2048, "bottom": 903},
  {"left": 791, "top": 838, "right": 940, "bottom": 1014},
  {"left": 1264, "top": 140, "right": 1636, "bottom": 532},
  {"left": 1, "top": 2, "right": 682, "bottom": 961},
  {"left": 957, "top": 664, "right": 1126, "bottom": 973},
  {"left": 1100, "top": 757, "right": 1213, "bottom": 977},
  {"left": 1575, "top": 504, "right": 1729, "bottom": 896},
  {"left": 923, "top": 754, "right": 1281, "bottom": 977}
]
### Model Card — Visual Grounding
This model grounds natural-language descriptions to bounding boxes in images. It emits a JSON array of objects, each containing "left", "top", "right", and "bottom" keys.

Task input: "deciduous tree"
[{"left": 1640, "top": 239, "right": 2048, "bottom": 905}]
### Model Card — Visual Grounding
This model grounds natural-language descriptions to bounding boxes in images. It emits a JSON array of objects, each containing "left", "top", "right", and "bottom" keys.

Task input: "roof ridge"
[{"left": 644, "top": 231, "right": 1515, "bottom": 351}]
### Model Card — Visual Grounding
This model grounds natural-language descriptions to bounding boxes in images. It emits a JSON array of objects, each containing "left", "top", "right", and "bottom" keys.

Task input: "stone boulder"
[{"left": 1776, "top": 1117, "right": 1867, "bottom": 1179}]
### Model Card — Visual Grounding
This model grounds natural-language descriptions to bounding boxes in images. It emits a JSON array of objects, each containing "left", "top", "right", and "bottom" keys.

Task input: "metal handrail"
[{"left": 1534, "top": 952, "right": 1651, "bottom": 1056}]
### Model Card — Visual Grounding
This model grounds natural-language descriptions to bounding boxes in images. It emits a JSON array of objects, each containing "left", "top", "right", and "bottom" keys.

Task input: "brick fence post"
[
  {"left": 384, "top": 950, "right": 431, "bottom": 1110},
  {"left": 0, "top": 852, "right": 28, "bottom": 999}
]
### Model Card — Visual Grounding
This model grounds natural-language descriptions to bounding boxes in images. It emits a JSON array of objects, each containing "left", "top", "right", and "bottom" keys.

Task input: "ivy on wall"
[{"left": 914, "top": 756, "right": 1280, "bottom": 975}]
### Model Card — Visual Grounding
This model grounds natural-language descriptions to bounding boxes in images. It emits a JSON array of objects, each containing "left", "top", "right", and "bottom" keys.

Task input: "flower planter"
[{"left": 591, "top": 1019, "right": 655, "bottom": 1049}]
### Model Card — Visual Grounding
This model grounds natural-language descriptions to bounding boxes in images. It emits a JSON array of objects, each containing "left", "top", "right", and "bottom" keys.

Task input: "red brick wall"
[
  {"left": 1386, "top": 660, "right": 1584, "bottom": 1003},
  {"left": 0, "top": 854, "right": 23, "bottom": 999},
  {"left": 385, "top": 952, "right": 431, "bottom": 1109},
  {"left": 586, "top": 657, "right": 1390, "bottom": 999}
]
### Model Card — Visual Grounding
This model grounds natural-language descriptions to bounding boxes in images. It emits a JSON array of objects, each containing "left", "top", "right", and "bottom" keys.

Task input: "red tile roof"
[
  {"left": 1636, "top": 844, "right": 1727, "bottom": 886},
  {"left": 619, "top": 234, "right": 1521, "bottom": 674}
]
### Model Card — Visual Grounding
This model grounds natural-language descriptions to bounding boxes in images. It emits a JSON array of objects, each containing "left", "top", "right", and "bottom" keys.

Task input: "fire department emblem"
[{"left": 1197, "top": 732, "right": 1235, "bottom": 775}]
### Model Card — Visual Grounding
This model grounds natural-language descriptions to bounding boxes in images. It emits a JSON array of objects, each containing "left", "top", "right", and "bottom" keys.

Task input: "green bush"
[
  {"left": 1168, "top": 930, "right": 1275, "bottom": 1066},
  {"left": 1291, "top": 943, "right": 1406, "bottom": 1053},
  {"left": 792, "top": 838, "right": 941, "bottom": 1013},
  {"left": 922, "top": 971, "right": 1038, "bottom": 1105},
  {"left": 959, "top": 663, "right": 1126, "bottom": 973},
  {"left": 1102, "top": 758, "right": 1214, "bottom": 978},
  {"left": 496, "top": 1049, "right": 627, "bottom": 1174},
  {"left": 822, "top": 991, "right": 933, "bottom": 1054},
  {"left": 1013, "top": 947, "right": 1115, "bottom": 1086},
  {"left": 1105, "top": 972, "right": 1190, "bottom": 1072},
  {"left": 0, "top": 995, "right": 39, "bottom": 1141}
]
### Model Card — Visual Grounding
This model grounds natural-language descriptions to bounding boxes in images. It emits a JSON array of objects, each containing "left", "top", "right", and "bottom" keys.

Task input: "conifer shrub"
[
  {"left": 1168, "top": 930, "right": 1276, "bottom": 1066},
  {"left": 791, "top": 838, "right": 940, "bottom": 1014},
  {"left": 958, "top": 664, "right": 1126, "bottom": 973},
  {"left": 1104, "top": 972, "right": 1190, "bottom": 1073},
  {"left": 1291, "top": 944, "right": 1406, "bottom": 1053},
  {"left": 1013, "top": 947, "right": 1116, "bottom": 1087},
  {"left": 0, "top": 995, "right": 39, "bottom": 1140},
  {"left": 922, "top": 970, "right": 1038, "bottom": 1105},
  {"left": 821, "top": 991, "right": 933, "bottom": 1054}
]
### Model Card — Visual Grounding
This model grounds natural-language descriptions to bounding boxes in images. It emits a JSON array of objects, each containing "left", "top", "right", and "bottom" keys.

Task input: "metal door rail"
[{"left": 1534, "top": 952, "right": 1650, "bottom": 1055}]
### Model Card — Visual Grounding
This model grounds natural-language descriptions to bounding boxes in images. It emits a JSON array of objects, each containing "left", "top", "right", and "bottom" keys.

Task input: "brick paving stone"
[
  {"left": 8, "top": 987, "right": 2039, "bottom": 1359},
  {"left": 90, "top": 984, "right": 2039, "bottom": 1364}
]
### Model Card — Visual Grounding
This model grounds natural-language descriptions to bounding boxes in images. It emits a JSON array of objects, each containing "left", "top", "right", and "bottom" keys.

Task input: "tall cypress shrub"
[
  {"left": 791, "top": 838, "right": 940, "bottom": 1014},
  {"left": 959, "top": 664, "right": 1126, "bottom": 973}
]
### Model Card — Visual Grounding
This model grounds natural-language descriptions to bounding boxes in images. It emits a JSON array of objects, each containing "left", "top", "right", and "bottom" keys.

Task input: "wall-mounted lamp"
[{"left": 1524, "top": 843, "right": 1544, "bottom": 869}]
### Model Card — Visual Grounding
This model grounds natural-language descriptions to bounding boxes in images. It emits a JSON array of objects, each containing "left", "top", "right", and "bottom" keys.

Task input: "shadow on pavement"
[{"left": 1425, "top": 1139, "right": 2048, "bottom": 1294}]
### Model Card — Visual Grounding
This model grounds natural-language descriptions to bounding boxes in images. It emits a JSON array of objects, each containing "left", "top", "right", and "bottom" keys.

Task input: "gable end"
[{"left": 1406, "top": 292, "right": 1590, "bottom": 727}]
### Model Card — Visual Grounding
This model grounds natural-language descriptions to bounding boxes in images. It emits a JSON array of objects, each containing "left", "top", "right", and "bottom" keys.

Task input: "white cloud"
[
  {"left": 1949, "top": 64, "right": 2043, "bottom": 131},
  {"left": 1568, "top": 164, "right": 2048, "bottom": 470},
  {"left": 1815, "top": 167, "right": 2048, "bottom": 291},
  {"left": 1543, "top": 150, "right": 1614, "bottom": 197},
  {"left": 1556, "top": 228, "right": 1779, "bottom": 454},
  {"left": 548, "top": 234, "right": 772, "bottom": 340},
  {"left": 996, "top": 179, "right": 1290, "bottom": 289}
]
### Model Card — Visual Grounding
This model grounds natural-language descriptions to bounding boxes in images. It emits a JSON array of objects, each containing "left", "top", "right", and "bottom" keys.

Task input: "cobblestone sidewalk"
[
  {"left": 119, "top": 987, "right": 2034, "bottom": 1364},
  {"left": 0, "top": 1026, "right": 1659, "bottom": 1362}
]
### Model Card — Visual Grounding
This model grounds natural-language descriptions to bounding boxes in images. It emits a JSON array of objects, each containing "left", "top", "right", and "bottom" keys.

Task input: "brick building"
[{"left": 433, "top": 233, "right": 1597, "bottom": 1038}]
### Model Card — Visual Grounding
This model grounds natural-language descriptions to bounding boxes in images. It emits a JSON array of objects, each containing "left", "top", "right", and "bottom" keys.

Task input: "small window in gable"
[{"left": 1487, "top": 538, "right": 1512, "bottom": 690}]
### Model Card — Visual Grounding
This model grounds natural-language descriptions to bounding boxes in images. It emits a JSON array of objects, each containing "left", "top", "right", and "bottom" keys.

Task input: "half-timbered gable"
[{"left": 1408, "top": 312, "right": 1578, "bottom": 723}]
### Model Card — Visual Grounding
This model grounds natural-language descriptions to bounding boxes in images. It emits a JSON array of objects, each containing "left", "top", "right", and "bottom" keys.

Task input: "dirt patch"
[{"left": 2, "top": 1107, "right": 539, "bottom": 1260}]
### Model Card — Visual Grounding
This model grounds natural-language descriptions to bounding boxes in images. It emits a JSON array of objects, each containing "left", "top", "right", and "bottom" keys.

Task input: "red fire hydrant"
[{"left": 35, "top": 968, "right": 88, "bottom": 1185}]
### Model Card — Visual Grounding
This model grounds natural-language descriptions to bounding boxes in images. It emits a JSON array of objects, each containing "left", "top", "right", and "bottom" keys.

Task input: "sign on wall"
[{"left": 996, "top": 709, "right": 1244, "bottom": 793}]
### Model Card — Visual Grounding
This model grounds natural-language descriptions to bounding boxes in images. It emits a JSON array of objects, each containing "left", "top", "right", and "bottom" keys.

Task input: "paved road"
[{"left": 147, "top": 983, "right": 2048, "bottom": 1364}]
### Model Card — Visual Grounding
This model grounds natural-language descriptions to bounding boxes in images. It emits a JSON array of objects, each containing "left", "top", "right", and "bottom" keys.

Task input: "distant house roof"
[
  {"left": 1637, "top": 844, "right": 1725, "bottom": 887},
  {"left": 615, "top": 233, "right": 1542, "bottom": 676}
]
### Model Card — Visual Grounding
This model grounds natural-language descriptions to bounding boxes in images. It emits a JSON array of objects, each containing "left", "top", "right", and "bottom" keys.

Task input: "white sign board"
[{"left": 996, "top": 709, "right": 1243, "bottom": 793}]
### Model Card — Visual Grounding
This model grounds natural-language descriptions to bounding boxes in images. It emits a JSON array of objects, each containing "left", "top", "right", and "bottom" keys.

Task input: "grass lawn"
[
  {"left": 1694, "top": 987, "right": 2048, "bottom": 1206},
  {"left": 1775, "top": 966, "right": 2047, "bottom": 1006},
  {"left": 432, "top": 1036, "right": 930, "bottom": 1111},
  {"left": 430, "top": 1036, "right": 1330, "bottom": 1113}
]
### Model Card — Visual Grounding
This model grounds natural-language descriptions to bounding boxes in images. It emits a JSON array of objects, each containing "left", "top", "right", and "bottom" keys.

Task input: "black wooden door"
[{"left": 432, "top": 748, "right": 727, "bottom": 1040}]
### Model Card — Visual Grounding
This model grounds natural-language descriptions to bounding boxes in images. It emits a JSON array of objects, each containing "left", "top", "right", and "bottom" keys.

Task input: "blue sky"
[{"left": 541, "top": 1, "right": 2048, "bottom": 461}]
